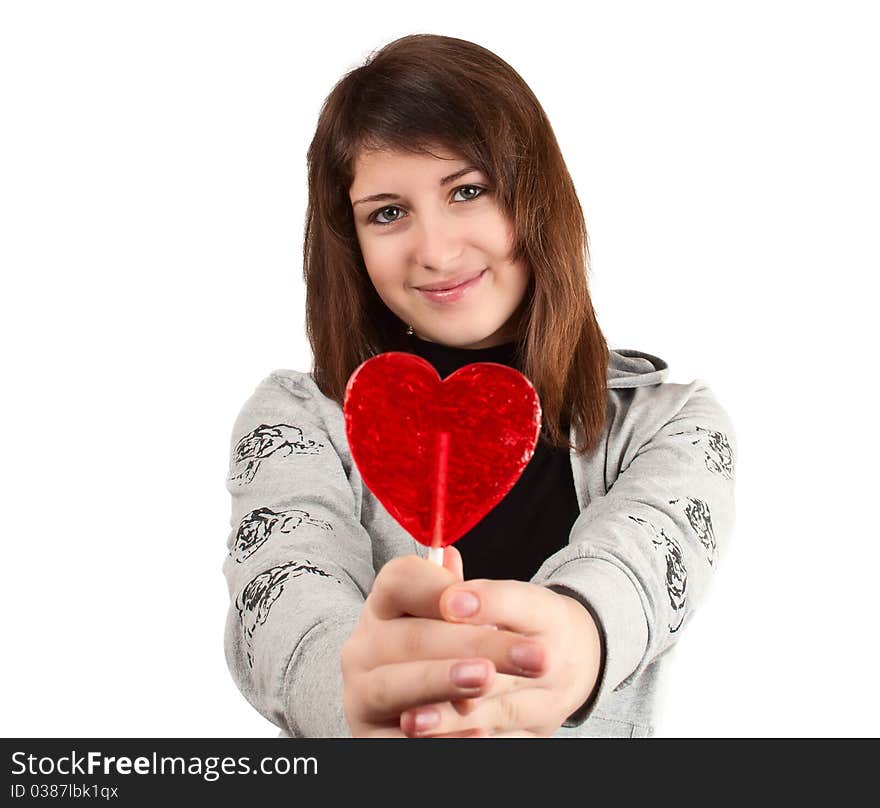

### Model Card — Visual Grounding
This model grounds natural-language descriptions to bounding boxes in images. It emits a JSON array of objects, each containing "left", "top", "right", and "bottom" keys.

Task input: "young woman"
[{"left": 223, "top": 34, "right": 737, "bottom": 738}]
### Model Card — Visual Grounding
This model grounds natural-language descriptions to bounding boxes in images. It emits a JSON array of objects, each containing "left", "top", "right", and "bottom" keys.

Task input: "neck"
[{"left": 404, "top": 331, "right": 522, "bottom": 379}]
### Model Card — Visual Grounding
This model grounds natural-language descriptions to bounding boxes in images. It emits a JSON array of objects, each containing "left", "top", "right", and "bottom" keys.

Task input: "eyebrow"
[{"left": 352, "top": 166, "right": 482, "bottom": 207}]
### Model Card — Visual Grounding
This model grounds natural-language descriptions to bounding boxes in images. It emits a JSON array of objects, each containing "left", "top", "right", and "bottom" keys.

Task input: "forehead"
[{"left": 349, "top": 147, "right": 470, "bottom": 195}]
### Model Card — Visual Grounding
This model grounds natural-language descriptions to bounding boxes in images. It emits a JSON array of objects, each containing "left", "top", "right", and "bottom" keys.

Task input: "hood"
[{"left": 607, "top": 348, "right": 669, "bottom": 388}]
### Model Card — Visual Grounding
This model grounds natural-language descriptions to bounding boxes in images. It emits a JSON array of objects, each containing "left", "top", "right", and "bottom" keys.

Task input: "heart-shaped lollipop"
[{"left": 343, "top": 352, "right": 542, "bottom": 552}]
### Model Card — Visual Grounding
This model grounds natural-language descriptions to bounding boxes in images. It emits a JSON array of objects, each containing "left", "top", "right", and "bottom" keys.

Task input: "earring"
[{"left": 405, "top": 324, "right": 414, "bottom": 335}]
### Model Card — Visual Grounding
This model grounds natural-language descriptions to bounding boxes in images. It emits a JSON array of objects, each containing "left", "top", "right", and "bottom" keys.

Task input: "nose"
[{"left": 411, "top": 207, "right": 467, "bottom": 272}]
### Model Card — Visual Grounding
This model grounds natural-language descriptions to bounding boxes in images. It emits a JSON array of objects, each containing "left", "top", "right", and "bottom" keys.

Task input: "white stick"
[{"left": 428, "top": 431, "right": 450, "bottom": 566}]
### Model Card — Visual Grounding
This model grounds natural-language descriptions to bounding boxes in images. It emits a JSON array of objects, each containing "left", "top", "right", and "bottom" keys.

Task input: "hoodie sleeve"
[
  {"left": 531, "top": 380, "right": 737, "bottom": 727},
  {"left": 222, "top": 372, "right": 376, "bottom": 737}
]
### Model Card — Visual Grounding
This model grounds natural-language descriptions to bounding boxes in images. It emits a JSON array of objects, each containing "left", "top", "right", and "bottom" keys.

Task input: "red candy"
[{"left": 343, "top": 352, "right": 542, "bottom": 549}]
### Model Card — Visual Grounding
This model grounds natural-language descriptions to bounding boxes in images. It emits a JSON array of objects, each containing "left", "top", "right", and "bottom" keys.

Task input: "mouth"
[{"left": 415, "top": 269, "right": 487, "bottom": 304}]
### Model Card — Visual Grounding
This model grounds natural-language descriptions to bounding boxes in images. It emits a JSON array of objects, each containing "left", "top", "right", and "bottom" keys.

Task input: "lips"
[
  {"left": 416, "top": 269, "right": 486, "bottom": 292},
  {"left": 415, "top": 269, "right": 487, "bottom": 304}
]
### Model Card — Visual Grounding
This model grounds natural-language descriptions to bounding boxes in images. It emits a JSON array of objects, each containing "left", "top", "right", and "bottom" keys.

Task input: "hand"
[
  {"left": 399, "top": 579, "right": 604, "bottom": 738},
  {"left": 340, "top": 547, "right": 548, "bottom": 737}
]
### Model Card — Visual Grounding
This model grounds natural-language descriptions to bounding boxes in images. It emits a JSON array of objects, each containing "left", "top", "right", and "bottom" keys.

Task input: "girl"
[{"left": 223, "top": 34, "right": 737, "bottom": 738}]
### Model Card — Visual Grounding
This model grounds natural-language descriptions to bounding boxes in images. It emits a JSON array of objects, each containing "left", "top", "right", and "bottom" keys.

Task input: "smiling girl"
[
  {"left": 348, "top": 147, "right": 530, "bottom": 350},
  {"left": 223, "top": 34, "right": 737, "bottom": 738}
]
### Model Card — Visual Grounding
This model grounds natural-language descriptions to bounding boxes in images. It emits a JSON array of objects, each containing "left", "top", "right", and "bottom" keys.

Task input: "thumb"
[{"left": 442, "top": 545, "right": 464, "bottom": 582}]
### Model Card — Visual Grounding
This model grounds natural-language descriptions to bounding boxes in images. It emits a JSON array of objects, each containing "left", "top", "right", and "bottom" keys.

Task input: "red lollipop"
[{"left": 343, "top": 352, "right": 542, "bottom": 564}]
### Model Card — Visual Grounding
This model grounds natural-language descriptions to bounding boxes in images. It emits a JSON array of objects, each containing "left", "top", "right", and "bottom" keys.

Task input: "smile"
[{"left": 416, "top": 269, "right": 487, "bottom": 304}]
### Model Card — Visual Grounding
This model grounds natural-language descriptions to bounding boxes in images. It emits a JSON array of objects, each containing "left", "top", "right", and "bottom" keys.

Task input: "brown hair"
[{"left": 303, "top": 34, "right": 609, "bottom": 455}]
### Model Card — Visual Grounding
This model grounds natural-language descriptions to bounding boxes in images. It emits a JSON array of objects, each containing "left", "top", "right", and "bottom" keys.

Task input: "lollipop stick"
[{"left": 428, "top": 430, "right": 449, "bottom": 566}]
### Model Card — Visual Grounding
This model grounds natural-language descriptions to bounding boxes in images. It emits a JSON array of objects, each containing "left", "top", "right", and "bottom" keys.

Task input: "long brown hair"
[{"left": 304, "top": 34, "right": 609, "bottom": 455}]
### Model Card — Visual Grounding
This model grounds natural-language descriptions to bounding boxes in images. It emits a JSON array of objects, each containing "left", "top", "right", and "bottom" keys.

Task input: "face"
[{"left": 349, "top": 147, "right": 531, "bottom": 349}]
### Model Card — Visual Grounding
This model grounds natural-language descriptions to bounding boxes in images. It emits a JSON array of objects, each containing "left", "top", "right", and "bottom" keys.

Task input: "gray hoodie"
[{"left": 222, "top": 348, "right": 737, "bottom": 738}]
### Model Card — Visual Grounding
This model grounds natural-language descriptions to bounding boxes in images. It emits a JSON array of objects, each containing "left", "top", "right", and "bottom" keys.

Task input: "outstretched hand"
[
  {"left": 399, "top": 549, "right": 604, "bottom": 738},
  {"left": 340, "top": 547, "right": 553, "bottom": 737}
]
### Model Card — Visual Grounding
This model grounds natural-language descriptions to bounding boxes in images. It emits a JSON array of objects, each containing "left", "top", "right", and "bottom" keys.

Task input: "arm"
[
  {"left": 222, "top": 371, "right": 376, "bottom": 737},
  {"left": 532, "top": 380, "right": 737, "bottom": 726}
]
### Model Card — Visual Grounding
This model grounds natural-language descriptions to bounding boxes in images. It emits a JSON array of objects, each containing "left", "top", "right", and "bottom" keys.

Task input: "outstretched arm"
[{"left": 222, "top": 372, "right": 375, "bottom": 737}]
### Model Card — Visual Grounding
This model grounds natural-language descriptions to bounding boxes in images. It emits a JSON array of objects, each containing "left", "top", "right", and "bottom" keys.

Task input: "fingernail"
[
  {"left": 510, "top": 643, "right": 544, "bottom": 672},
  {"left": 451, "top": 661, "right": 487, "bottom": 688},
  {"left": 448, "top": 590, "right": 479, "bottom": 618},
  {"left": 412, "top": 708, "right": 440, "bottom": 732}
]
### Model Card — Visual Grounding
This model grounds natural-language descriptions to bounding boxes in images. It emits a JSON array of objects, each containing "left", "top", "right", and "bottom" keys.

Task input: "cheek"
[
  {"left": 355, "top": 226, "right": 382, "bottom": 261},
  {"left": 481, "top": 217, "right": 512, "bottom": 255},
  {"left": 363, "top": 267, "right": 410, "bottom": 319},
  {"left": 499, "top": 262, "right": 531, "bottom": 297},
  {"left": 364, "top": 267, "right": 397, "bottom": 299},
  {"left": 356, "top": 235, "right": 379, "bottom": 269},
  {"left": 359, "top": 241, "right": 405, "bottom": 285},
  {"left": 360, "top": 248, "right": 399, "bottom": 288}
]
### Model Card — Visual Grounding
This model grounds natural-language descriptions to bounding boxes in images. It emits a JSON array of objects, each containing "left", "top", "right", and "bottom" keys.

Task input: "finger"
[
  {"left": 362, "top": 616, "right": 548, "bottom": 678},
  {"left": 473, "top": 687, "right": 548, "bottom": 737},
  {"left": 415, "top": 671, "right": 536, "bottom": 726},
  {"left": 473, "top": 671, "right": 535, "bottom": 699},
  {"left": 412, "top": 688, "right": 548, "bottom": 738},
  {"left": 400, "top": 700, "right": 482, "bottom": 737},
  {"left": 488, "top": 731, "right": 538, "bottom": 738},
  {"left": 440, "top": 579, "right": 566, "bottom": 636},
  {"left": 442, "top": 545, "right": 464, "bottom": 582},
  {"left": 451, "top": 697, "right": 478, "bottom": 716},
  {"left": 413, "top": 728, "right": 487, "bottom": 739},
  {"left": 401, "top": 672, "right": 536, "bottom": 737},
  {"left": 359, "top": 657, "right": 496, "bottom": 722},
  {"left": 367, "top": 728, "right": 411, "bottom": 738},
  {"left": 369, "top": 554, "right": 459, "bottom": 621}
]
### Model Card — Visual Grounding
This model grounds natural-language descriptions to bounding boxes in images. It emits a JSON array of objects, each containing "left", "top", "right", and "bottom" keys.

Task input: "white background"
[{"left": 3, "top": 1, "right": 877, "bottom": 738}]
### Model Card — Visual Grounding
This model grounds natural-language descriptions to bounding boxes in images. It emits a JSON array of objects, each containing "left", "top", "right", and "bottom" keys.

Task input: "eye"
[
  {"left": 454, "top": 184, "right": 485, "bottom": 202},
  {"left": 367, "top": 184, "right": 489, "bottom": 227}
]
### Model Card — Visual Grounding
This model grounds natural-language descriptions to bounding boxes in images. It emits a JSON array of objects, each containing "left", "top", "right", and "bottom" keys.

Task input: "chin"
[{"left": 422, "top": 324, "right": 509, "bottom": 349}]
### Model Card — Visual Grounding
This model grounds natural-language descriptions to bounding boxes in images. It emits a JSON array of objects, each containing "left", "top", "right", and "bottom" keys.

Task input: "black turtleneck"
[{"left": 403, "top": 332, "right": 580, "bottom": 582}]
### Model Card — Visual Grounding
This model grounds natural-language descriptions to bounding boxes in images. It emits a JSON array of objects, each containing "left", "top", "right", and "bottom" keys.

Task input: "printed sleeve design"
[
  {"left": 627, "top": 515, "right": 687, "bottom": 633},
  {"left": 235, "top": 560, "right": 341, "bottom": 669},
  {"left": 670, "top": 425, "right": 734, "bottom": 479},
  {"left": 230, "top": 508, "right": 334, "bottom": 563},
  {"left": 223, "top": 373, "right": 379, "bottom": 737},
  {"left": 228, "top": 423, "right": 325, "bottom": 485},
  {"left": 669, "top": 496, "right": 717, "bottom": 568},
  {"left": 533, "top": 382, "right": 736, "bottom": 718}
]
